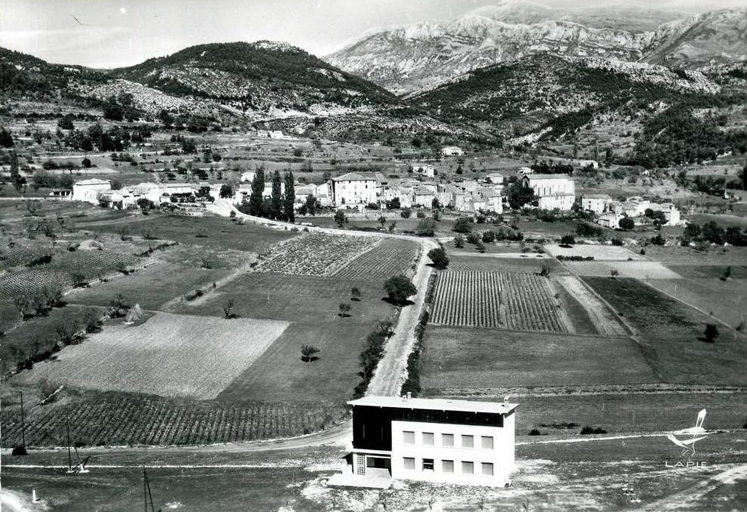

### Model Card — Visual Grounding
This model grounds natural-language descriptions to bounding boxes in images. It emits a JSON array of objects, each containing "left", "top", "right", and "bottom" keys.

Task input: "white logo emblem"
[{"left": 667, "top": 409, "right": 708, "bottom": 459}]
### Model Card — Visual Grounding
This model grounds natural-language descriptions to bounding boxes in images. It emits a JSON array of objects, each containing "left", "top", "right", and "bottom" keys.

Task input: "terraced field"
[
  {"left": 431, "top": 271, "right": 569, "bottom": 332},
  {"left": 333, "top": 238, "right": 419, "bottom": 281}
]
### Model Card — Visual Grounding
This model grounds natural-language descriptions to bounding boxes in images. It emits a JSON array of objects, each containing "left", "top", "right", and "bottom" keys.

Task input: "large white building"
[
  {"left": 331, "top": 172, "right": 379, "bottom": 207},
  {"left": 441, "top": 146, "right": 465, "bottom": 157},
  {"left": 72, "top": 179, "right": 111, "bottom": 204},
  {"left": 523, "top": 174, "right": 575, "bottom": 211},
  {"left": 345, "top": 396, "right": 518, "bottom": 488}
]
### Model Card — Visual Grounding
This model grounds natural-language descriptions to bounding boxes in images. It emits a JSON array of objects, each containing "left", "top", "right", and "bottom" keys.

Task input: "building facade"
[
  {"left": 348, "top": 396, "right": 518, "bottom": 487},
  {"left": 582, "top": 194, "right": 612, "bottom": 215},
  {"left": 523, "top": 174, "right": 576, "bottom": 211},
  {"left": 72, "top": 179, "right": 111, "bottom": 204},
  {"left": 331, "top": 172, "right": 379, "bottom": 206}
]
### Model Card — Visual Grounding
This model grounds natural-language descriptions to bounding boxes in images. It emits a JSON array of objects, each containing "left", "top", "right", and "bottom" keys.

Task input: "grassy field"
[
  {"left": 585, "top": 277, "right": 747, "bottom": 386},
  {"left": 15, "top": 313, "right": 290, "bottom": 400},
  {"left": 217, "top": 322, "right": 375, "bottom": 404},
  {"left": 563, "top": 260, "right": 682, "bottom": 279},
  {"left": 175, "top": 273, "right": 394, "bottom": 324},
  {"left": 421, "top": 327, "right": 658, "bottom": 393},
  {"left": 514, "top": 392, "right": 747, "bottom": 435},
  {"left": 649, "top": 278, "right": 747, "bottom": 329},
  {"left": 77, "top": 213, "right": 297, "bottom": 252},
  {"left": 66, "top": 262, "right": 232, "bottom": 310},
  {"left": 448, "top": 254, "right": 553, "bottom": 273}
]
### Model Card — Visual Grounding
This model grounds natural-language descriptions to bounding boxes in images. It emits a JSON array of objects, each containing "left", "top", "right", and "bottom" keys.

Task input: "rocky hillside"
[
  {"left": 327, "top": 2, "right": 747, "bottom": 95},
  {"left": 113, "top": 41, "right": 398, "bottom": 120}
]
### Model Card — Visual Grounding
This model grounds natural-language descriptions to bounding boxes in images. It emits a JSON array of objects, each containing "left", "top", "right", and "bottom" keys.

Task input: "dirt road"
[{"left": 366, "top": 238, "right": 437, "bottom": 397}]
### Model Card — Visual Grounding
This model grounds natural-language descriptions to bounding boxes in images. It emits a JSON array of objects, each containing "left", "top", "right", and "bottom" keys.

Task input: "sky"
[{"left": 1, "top": 0, "right": 744, "bottom": 68}]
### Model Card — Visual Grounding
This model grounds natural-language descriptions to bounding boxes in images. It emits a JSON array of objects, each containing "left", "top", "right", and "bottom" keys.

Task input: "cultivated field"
[
  {"left": 430, "top": 271, "right": 570, "bottom": 332},
  {"left": 15, "top": 313, "right": 290, "bottom": 400},
  {"left": 66, "top": 262, "right": 231, "bottom": 310},
  {"left": 564, "top": 260, "right": 682, "bottom": 279},
  {"left": 585, "top": 277, "right": 747, "bottom": 386},
  {"left": 421, "top": 327, "right": 658, "bottom": 393},
  {"left": 332, "top": 238, "right": 419, "bottom": 281},
  {"left": 0, "top": 392, "right": 338, "bottom": 448},
  {"left": 545, "top": 244, "right": 645, "bottom": 261},
  {"left": 649, "top": 278, "right": 747, "bottom": 330},
  {"left": 448, "top": 254, "right": 555, "bottom": 273},
  {"left": 255, "top": 233, "right": 377, "bottom": 276},
  {"left": 554, "top": 275, "right": 627, "bottom": 336}
]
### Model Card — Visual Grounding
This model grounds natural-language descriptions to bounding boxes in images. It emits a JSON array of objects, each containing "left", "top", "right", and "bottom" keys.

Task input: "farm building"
[
  {"left": 441, "top": 146, "right": 465, "bottom": 157},
  {"left": 331, "top": 172, "right": 380, "bottom": 207},
  {"left": 522, "top": 174, "right": 575, "bottom": 211},
  {"left": 337, "top": 396, "right": 518, "bottom": 488},
  {"left": 72, "top": 178, "right": 111, "bottom": 204}
]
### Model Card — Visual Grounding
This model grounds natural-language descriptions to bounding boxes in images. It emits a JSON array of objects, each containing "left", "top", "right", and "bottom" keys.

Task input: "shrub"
[
  {"left": 580, "top": 426, "right": 607, "bottom": 435},
  {"left": 416, "top": 211, "right": 425, "bottom": 219},
  {"left": 650, "top": 234, "right": 665, "bottom": 246},
  {"left": 454, "top": 235, "right": 464, "bottom": 248},
  {"left": 611, "top": 237, "right": 624, "bottom": 246},
  {"left": 482, "top": 230, "right": 496, "bottom": 243},
  {"left": 529, "top": 429, "right": 541, "bottom": 436},
  {"left": 400, "top": 208, "right": 412, "bottom": 219},
  {"left": 704, "top": 324, "right": 719, "bottom": 343},
  {"left": 618, "top": 217, "right": 635, "bottom": 230},
  {"left": 415, "top": 218, "right": 436, "bottom": 237},
  {"left": 560, "top": 234, "right": 576, "bottom": 245},
  {"left": 453, "top": 217, "right": 472, "bottom": 233}
]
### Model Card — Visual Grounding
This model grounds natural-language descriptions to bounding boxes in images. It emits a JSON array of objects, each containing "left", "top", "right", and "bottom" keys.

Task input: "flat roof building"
[{"left": 345, "top": 396, "right": 518, "bottom": 488}]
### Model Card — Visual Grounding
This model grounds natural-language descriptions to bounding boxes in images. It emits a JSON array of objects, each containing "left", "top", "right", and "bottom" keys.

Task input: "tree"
[
  {"left": 507, "top": 182, "right": 536, "bottom": 210},
  {"left": 560, "top": 234, "right": 576, "bottom": 245},
  {"left": 400, "top": 208, "right": 412, "bottom": 219},
  {"left": 428, "top": 247, "right": 449, "bottom": 269},
  {"left": 0, "top": 127, "right": 14, "bottom": 147},
  {"left": 271, "top": 170, "right": 283, "bottom": 219},
  {"left": 81, "top": 157, "right": 92, "bottom": 168},
  {"left": 10, "top": 151, "right": 24, "bottom": 193},
  {"left": 388, "top": 221, "right": 396, "bottom": 233},
  {"left": 416, "top": 218, "right": 436, "bottom": 236},
  {"left": 454, "top": 235, "right": 465, "bottom": 248},
  {"left": 618, "top": 217, "right": 635, "bottom": 230},
  {"left": 57, "top": 115, "right": 74, "bottom": 130},
  {"left": 378, "top": 215, "right": 387, "bottom": 228},
  {"left": 431, "top": 198, "right": 441, "bottom": 210},
  {"left": 704, "top": 324, "right": 719, "bottom": 343},
  {"left": 301, "top": 344, "right": 320, "bottom": 363},
  {"left": 384, "top": 275, "right": 417, "bottom": 307},
  {"left": 223, "top": 299, "right": 236, "bottom": 319},
  {"left": 351, "top": 287, "right": 361, "bottom": 301},
  {"left": 453, "top": 217, "right": 472, "bottom": 233},
  {"left": 702, "top": 221, "right": 725, "bottom": 245},
  {"left": 334, "top": 210, "right": 348, "bottom": 228},
  {"left": 650, "top": 234, "right": 666, "bottom": 246},
  {"left": 220, "top": 184, "right": 233, "bottom": 198},
  {"left": 303, "top": 194, "right": 318, "bottom": 216},
  {"left": 283, "top": 170, "right": 295, "bottom": 222},
  {"left": 339, "top": 302, "right": 352, "bottom": 317},
  {"left": 249, "top": 167, "right": 265, "bottom": 216},
  {"left": 83, "top": 308, "right": 102, "bottom": 333}
]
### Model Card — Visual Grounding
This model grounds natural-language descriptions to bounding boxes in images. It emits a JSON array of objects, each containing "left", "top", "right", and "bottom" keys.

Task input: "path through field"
[
  {"left": 554, "top": 275, "right": 628, "bottom": 336},
  {"left": 366, "top": 239, "right": 437, "bottom": 397}
]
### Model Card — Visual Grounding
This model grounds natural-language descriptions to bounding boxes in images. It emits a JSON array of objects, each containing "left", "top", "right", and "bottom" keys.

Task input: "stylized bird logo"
[{"left": 667, "top": 409, "right": 708, "bottom": 458}]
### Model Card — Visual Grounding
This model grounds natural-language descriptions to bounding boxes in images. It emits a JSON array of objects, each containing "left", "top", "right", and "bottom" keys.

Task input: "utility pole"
[{"left": 66, "top": 416, "right": 72, "bottom": 473}]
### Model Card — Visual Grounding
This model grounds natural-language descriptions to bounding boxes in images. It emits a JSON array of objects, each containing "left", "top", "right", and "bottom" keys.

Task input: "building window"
[
  {"left": 461, "top": 461, "right": 474, "bottom": 475},
  {"left": 481, "top": 436, "right": 494, "bottom": 450},
  {"left": 482, "top": 463, "right": 494, "bottom": 476},
  {"left": 422, "top": 459, "right": 434, "bottom": 472},
  {"left": 403, "top": 457, "right": 415, "bottom": 470},
  {"left": 461, "top": 435, "right": 474, "bottom": 448},
  {"left": 442, "top": 433, "right": 454, "bottom": 447},
  {"left": 403, "top": 431, "right": 415, "bottom": 445},
  {"left": 442, "top": 460, "right": 454, "bottom": 473},
  {"left": 422, "top": 432, "right": 434, "bottom": 446}
]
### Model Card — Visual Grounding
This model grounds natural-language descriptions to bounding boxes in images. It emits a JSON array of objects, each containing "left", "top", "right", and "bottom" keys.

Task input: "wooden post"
[{"left": 19, "top": 391, "right": 26, "bottom": 448}]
